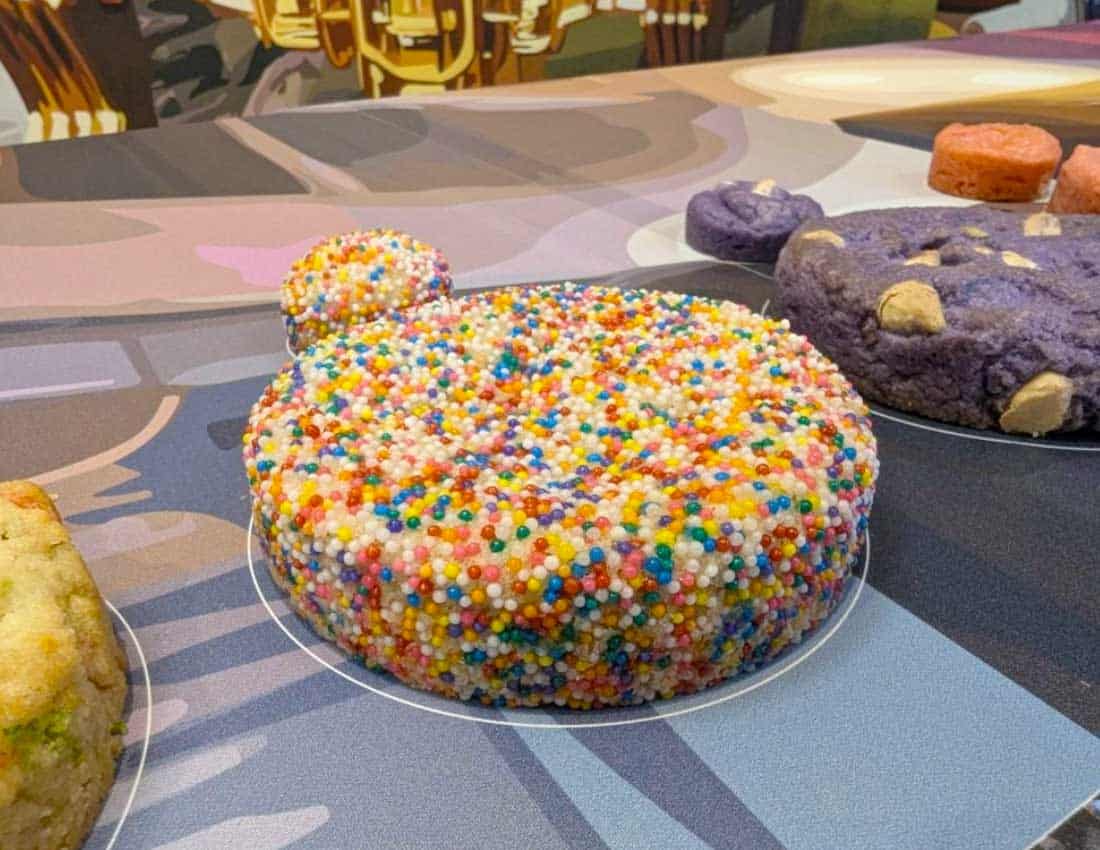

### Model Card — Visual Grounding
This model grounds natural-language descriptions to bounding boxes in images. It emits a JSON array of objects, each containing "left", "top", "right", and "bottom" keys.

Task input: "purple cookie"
[
  {"left": 775, "top": 207, "right": 1100, "bottom": 435},
  {"left": 686, "top": 179, "right": 824, "bottom": 262}
]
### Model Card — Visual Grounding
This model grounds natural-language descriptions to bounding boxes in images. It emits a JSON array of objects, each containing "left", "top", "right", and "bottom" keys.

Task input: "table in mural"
[{"left": 1, "top": 22, "right": 1098, "bottom": 850}]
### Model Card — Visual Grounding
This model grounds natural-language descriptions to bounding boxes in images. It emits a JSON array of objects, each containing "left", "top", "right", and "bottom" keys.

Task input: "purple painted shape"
[
  {"left": 918, "top": 22, "right": 1100, "bottom": 62},
  {"left": 195, "top": 236, "right": 323, "bottom": 288},
  {"left": 451, "top": 205, "right": 641, "bottom": 288}
]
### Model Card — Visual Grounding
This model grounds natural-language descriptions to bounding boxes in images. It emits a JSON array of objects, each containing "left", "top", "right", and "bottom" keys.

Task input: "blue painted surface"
[
  {"left": 0, "top": 340, "right": 139, "bottom": 400},
  {"left": 514, "top": 723, "right": 717, "bottom": 850},
  {"left": 668, "top": 586, "right": 1100, "bottom": 850}
]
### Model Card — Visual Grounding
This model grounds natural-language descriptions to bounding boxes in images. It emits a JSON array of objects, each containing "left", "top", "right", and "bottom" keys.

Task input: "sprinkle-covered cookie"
[
  {"left": 281, "top": 229, "right": 453, "bottom": 352},
  {"left": 245, "top": 283, "right": 877, "bottom": 709}
]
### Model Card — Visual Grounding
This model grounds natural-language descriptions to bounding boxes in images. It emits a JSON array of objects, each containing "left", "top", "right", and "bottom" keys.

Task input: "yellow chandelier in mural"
[{"left": 247, "top": 0, "right": 710, "bottom": 96}]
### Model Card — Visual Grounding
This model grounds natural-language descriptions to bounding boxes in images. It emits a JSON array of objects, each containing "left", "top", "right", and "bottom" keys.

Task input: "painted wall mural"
[{"left": 0, "top": 0, "right": 1073, "bottom": 144}]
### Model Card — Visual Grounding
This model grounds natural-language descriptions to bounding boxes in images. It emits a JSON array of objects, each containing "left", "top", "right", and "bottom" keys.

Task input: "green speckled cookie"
[{"left": 0, "top": 481, "right": 127, "bottom": 850}]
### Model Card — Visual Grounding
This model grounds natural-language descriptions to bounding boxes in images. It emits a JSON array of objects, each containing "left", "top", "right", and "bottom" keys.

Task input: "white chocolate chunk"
[
  {"left": 999, "top": 372, "right": 1073, "bottom": 435},
  {"left": 962, "top": 226, "right": 988, "bottom": 238},
  {"left": 903, "top": 250, "right": 941, "bottom": 267},
  {"left": 752, "top": 178, "right": 777, "bottom": 197},
  {"left": 801, "top": 229, "right": 845, "bottom": 247},
  {"left": 876, "top": 281, "right": 946, "bottom": 334},
  {"left": 974, "top": 245, "right": 994, "bottom": 255},
  {"left": 1001, "top": 250, "right": 1038, "bottom": 269},
  {"left": 1023, "top": 212, "right": 1061, "bottom": 236}
]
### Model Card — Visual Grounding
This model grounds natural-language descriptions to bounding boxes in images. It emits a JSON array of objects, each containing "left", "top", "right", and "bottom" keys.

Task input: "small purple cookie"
[
  {"left": 686, "top": 179, "right": 824, "bottom": 262},
  {"left": 775, "top": 207, "right": 1100, "bottom": 435}
]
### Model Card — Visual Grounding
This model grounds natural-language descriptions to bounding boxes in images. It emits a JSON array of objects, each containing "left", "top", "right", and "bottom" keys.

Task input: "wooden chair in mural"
[
  {"left": 1, "top": 0, "right": 156, "bottom": 142},
  {"left": 0, "top": 0, "right": 123, "bottom": 141}
]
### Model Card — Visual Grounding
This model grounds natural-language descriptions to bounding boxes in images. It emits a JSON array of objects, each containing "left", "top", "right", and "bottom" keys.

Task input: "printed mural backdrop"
[
  {"left": 0, "top": 0, "right": 969, "bottom": 144},
  {"left": 1, "top": 19, "right": 1100, "bottom": 850}
]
